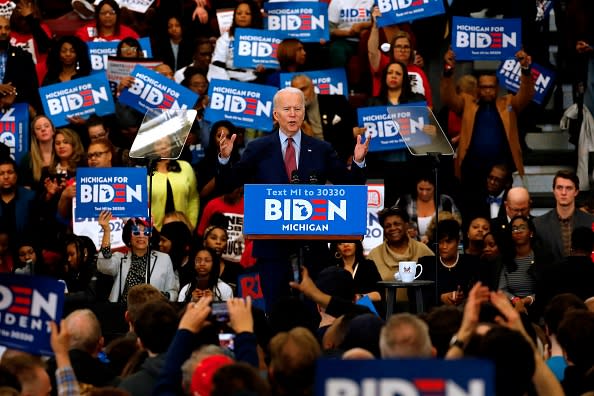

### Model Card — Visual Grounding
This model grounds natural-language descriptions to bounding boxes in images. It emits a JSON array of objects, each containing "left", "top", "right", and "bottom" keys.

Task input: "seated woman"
[
  {"left": 397, "top": 174, "right": 460, "bottom": 244},
  {"left": 330, "top": 241, "right": 382, "bottom": 303},
  {"left": 19, "top": 115, "right": 56, "bottom": 189},
  {"left": 97, "top": 211, "right": 179, "bottom": 303},
  {"left": 202, "top": 222, "right": 243, "bottom": 292},
  {"left": 418, "top": 219, "right": 479, "bottom": 309},
  {"left": 498, "top": 216, "right": 552, "bottom": 317},
  {"left": 178, "top": 247, "right": 233, "bottom": 303},
  {"left": 42, "top": 35, "right": 91, "bottom": 86},
  {"left": 465, "top": 216, "right": 490, "bottom": 257}
]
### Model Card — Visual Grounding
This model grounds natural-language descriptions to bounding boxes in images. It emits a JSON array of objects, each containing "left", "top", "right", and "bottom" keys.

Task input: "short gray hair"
[
  {"left": 273, "top": 87, "right": 305, "bottom": 110},
  {"left": 379, "top": 313, "right": 433, "bottom": 358}
]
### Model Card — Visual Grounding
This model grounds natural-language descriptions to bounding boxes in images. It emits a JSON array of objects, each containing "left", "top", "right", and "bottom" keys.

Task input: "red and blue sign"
[
  {"left": 264, "top": 2, "right": 330, "bottom": 43},
  {"left": 237, "top": 273, "right": 266, "bottom": 311},
  {"left": 317, "top": 359, "right": 494, "bottom": 396},
  {"left": 118, "top": 65, "right": 199, "bottom": 114},
  {"left": 0, "top": 274, "right": 65, "bottom": 356},
  {"left": 244, "top": 184, "right": 367, "bottom": 237},
  {"left": 75, "top": 167, "right": 148, "bottom": 219},
  {"left": 358, "top": 103, "right": 430, "bottom": 152},
  {"left": 233, "top": 28, "right": 283, "bottom": 69},
  {"left": 0, "top": 103, "right": 29, "bottom": 164},
  {"left": 280, "top": 68, "right": 348, "bottom": 97},
  {"left": 204, "top": 79, "right": 276, "bottom": 131},
  {"left": 376, "top": 0, "right": 445, "bottom": 28},
  {"left": 39, "top": 73, "right": 116, "bottom": 127},
  {"left": 452, "top": 17, "right": 522, "bottom": 61},
  {"left": 88, "top": 37, "right": 153, "bottom": 72},
  {"left": 497, "top": 59, "right": 556, "bottom": 105}
]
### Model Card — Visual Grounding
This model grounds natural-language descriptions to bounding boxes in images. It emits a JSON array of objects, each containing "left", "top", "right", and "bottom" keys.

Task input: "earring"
[
  {"left": 334, "top": 252, "right": 342, "bottom": 259},
  {"left": 76, "top": 61, "right": 80, "bottom": 71}
]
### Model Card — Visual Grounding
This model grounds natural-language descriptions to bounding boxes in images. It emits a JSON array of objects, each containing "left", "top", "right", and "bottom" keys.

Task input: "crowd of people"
[{"left": 1, "top": 0, "right": 594, "bottom": 395}]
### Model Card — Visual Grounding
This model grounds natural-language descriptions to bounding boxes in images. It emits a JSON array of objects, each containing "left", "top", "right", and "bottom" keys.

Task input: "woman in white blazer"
[{"left": 97, "top": 211, "right": 179, "bottom": 303}]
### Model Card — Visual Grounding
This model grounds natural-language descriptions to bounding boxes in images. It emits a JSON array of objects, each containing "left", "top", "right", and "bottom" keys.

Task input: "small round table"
[{"left": 378, "top": 280, "right": 435, "bottom": 320}]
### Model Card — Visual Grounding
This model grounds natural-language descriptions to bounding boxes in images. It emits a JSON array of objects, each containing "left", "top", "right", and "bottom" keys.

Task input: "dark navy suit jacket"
[{"left": 218, "top": 130, "right": 366, "bottom": 258}]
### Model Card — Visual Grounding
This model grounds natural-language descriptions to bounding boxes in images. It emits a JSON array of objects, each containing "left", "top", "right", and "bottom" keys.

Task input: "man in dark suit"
[
  {"left": 534, "top": 170, "right": 594, "bottom": 264},
  {"left": 0, "top": 16, "right": 40, "bottom": 113},
  {"left": 218, "top": 87, "right": 370, "bottom": 310},
  {"left": 290, "top": 74, "right": 358, "bottom": 163},
  {"left": 490, "top": 186, "right": 532, "bottom": 234}
]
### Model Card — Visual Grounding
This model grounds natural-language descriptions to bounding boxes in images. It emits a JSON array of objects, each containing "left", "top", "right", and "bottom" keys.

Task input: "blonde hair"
[
  {"left": 29, "top": 115, "right": 56, "bottom": 182},
  {"left": 51, "top": 128, "right": 85, "bottom": 174}
]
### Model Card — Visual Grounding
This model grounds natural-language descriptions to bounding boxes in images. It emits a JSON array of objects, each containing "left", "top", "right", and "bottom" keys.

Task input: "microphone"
[{"left": 290, "top": 170, "right": 300, "bottom": 184}]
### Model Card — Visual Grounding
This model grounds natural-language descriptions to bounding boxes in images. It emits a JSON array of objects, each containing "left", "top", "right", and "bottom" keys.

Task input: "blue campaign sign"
[
  {"left": 204, "top": 79, "right": 276, "bottom": 131},
  {"left": 0, "top": 274, "right": 65, "bottom": 356},
  {"left": 376, "top": 0, "right": 445, "bottom": 28},
  {"left": 264, "top": 2, "right": 330, "bottom": 43},
  {"left": 118, "top": 65, "right": 199, "bottom": 114},
  {"left": 0, "top": 103, "right": 29, "bottom": 164},
  {"left": 88, "top": 37, "right": 153, "bottom": 71},
  {"left": 497, "top": 59, "right": 556, "bottom": 105},
  {"left": 316, "top": 359, "right": 495, "bottom": 396},
  {"left": 75, "top": 167, "right": 148, "bottom": 219},
  {"left": 358, "top": 103, "right": 430, "bottom": 152},
  {"left": 452, "top": 17, "right": 522, "bottom": 60},
  {"left": 243, "top": 184, "right": 367, "bottom": 237},
  {"left": 233, "top": 28, "right": 283, "bottom": 69},
  {"left": 40, "top": 73, "right": 116, "bottom": 127},
  {"left": 280, "top": 68, "right": 348, "bottom": 97}
]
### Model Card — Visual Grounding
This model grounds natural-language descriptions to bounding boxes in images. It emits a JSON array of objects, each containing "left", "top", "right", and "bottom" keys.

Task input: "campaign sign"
[
  {"left": 233, "top": 28, "right": 283, "bottom": 69},
  {"left": 280, "top": 68, "right": 348, "bottom": 97},
  {"left": 316, "top": 359, "right": 495, "bottom": 396},
  {"left": 204, "top": 79, "right": 276, "bottom": 131},
  {"left": 264, "top": 2, "right": 330, "bottom": 43},
  {"left": 452, "top": 17, "right": 521, "bottom": 60},
  {"left": 118, "top": 65, "right": 199, "bottom": 114},
  {"left": 88, "top": 37, "right": 152, "bottom": 72},
  {"left": 0, "top": 274, "right": 65, "bottom": 356},
  {"left": 75, "top": 167, "right": 148, "bottom": 218},
  {"left": 238, "top": 272, "right": 266, "bottom": 311},
  {"left": 376, "top": 0, "right": 445, "bottom": 28},
  {"left": 0, "top": 103, "right": 29, "bottom": 164},
  {"left": 244, "top": 184, "right": 367, "bottom": 237},
  {"left": 358, "top": 104, "right": 430, "bottom": 152},
  {"left": 363, "top": 184, "right": 384, "bottom": 255},
  {"left": 497, "top": 59, "right": 556, "bottom": 105},
  {"left": 40, "top": 73, "right": 116, "bottom": 127}
]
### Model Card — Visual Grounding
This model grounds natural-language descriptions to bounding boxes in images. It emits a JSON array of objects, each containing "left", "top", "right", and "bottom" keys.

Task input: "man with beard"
[
  {"left": 0, "top": 156, "right": 36, "bottom": 250},
  {"left": 0, "top": 16, "right": 40, "bottom": 113}
]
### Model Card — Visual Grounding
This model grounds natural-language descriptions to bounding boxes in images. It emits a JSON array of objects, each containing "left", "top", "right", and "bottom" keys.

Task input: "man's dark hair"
[
  {"left": 133, "top": 300, "right": 178, "bottom": 354},
  {"left": 553, "top": 169, "right": 579, "bottom": 190},
  {"left": 378, "top": 206, "right": 410, "bottom": 228},
  {"left": 557, "top": 310, "right": 594, "bottom": 368},
  {"left": 423, "top": 306, "right": 463, "bottom": 358},
  {"left": 543, "top": 293, "right": 587, "bottom": 336},
  {"left": 0, "top": 155, "right": 17, "bottom": 171},
  {"left": 86, "top": 114, "right": 105, "bottom": 129},
  {"left": 211, "top": 362, "right": 271, "bottom": 396}
]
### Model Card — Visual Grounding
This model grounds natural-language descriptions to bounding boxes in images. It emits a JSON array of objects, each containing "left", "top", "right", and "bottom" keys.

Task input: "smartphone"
[
  {"left": 218, "top": 332, "right": 235, "bottom": 350},
  {"left": 211, "top": 302, "right": 230, "bottom": 323}
]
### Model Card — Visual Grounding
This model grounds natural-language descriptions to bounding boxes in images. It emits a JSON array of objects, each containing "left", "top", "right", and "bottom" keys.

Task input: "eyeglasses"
[
  {"left": 87, "top": 150, "right": 109, "bottom": 159},
  {"left": 89, "top": 131, "right": 107, "bottom": 139},
  {"left": 511, "top": 224, "right": 528, "bottom": 233},
  {"left": 121, "top": 47, "right": 138, "bottom": 54},
  {"left": 132, "top": 226, "right": 151, "bottom": 236},
  {"left": 99, "top": 10, "right": 116, "bottom": 16},
  {"left": 394, "top": 45, "right": 411, "bottom": 51}
]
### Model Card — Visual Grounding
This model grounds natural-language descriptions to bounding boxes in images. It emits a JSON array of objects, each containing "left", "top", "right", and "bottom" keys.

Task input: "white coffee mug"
[{"left": 396, "top": 261, "right": 423, "bottom": 283}]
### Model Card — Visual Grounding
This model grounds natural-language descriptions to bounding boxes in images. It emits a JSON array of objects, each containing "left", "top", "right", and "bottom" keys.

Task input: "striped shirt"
[{"left": 498, "top": 253, "right": 536, "bottom": 299}]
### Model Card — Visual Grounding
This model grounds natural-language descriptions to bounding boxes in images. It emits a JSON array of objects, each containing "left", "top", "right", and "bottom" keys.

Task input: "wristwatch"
[{"left": 449, "top": 334, "right": 466, "bottom": 350}]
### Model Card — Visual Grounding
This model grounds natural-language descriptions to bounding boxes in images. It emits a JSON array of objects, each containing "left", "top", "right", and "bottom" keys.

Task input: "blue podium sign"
[
  {"left": 76, "top": 167, "right": 148, "bottom": 219},
  {"left": 244, "top": 184, "right": 367, "bottom": 238},
  {"left": 316, "top": 358, "right": 495, "bottom": 396},
  {"left": 0, "top": 274, "right": 65, "bottom": 356}
]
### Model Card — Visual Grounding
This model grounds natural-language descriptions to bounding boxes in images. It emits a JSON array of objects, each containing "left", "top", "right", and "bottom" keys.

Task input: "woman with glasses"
[
  {"left": 87, "top": 138, "right": 113, "bottom": 168},
  {"left": 498, "top": 215, "right": 551, "bottom": 317},
  {"left": 97, "top": 211, "right": 179, "bottom": 303},
  {"left": 368, "top": 7, "right": 432, "bottom": 106},
  {"left": 76, "top": 0, "right": 139, "bottom": 42}
]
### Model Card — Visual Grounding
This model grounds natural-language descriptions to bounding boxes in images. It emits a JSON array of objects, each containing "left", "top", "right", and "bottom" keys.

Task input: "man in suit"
[
  {"left": 218, "top": 86, "right": 370, "bottom": 310},
  {"left": 534, "top": 170, "right": 594, "bottom": 264},
  {"left": 490, "top": 186, "right": 532, "bottom": 234},
  {"left": 290, "top": 74, "right": 358, "bottom": 162}
]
